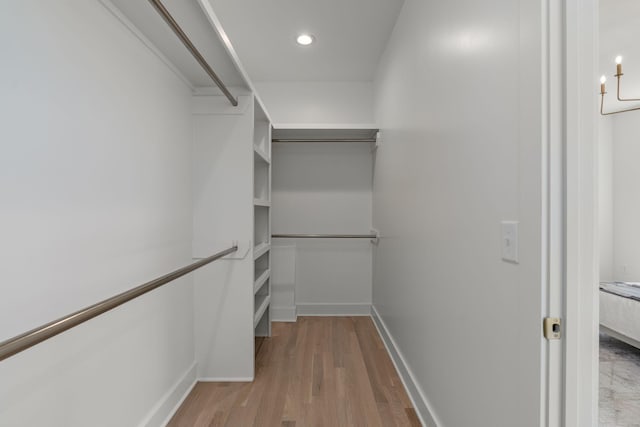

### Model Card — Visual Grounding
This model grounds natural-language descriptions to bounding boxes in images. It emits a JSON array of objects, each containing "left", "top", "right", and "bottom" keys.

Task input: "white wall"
[
  {"left": 272, "top": 142, "right": 373, "bottom": 315},
  {"left": 191, "top": 95, "right": 255, "bottom": 379},
  {"left": 612, "top": 112, "right": 640, "bottom": 281},
  {"left": 0, "top": 2, "right": 195, "bottom": 426},
  {"left": 372, "top": 0, "right": 544, "bottom": 425},
  {"left": 254, "top": 81, "right": 374, "bottom": 126},
  {"left": 599, "top": 116, "right": 614, "bottom": 281}
]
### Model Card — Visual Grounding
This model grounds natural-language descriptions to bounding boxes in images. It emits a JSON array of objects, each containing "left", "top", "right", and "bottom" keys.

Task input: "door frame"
[{"left": 561, "top": 0, "right": 599, "bottom": 425}]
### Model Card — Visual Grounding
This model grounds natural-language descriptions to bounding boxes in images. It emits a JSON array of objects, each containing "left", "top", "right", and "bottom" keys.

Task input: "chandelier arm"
[
  {"left": 600, "top": 91, "right": 640, "bottom": 115},
  {"left": 616, "top": 75, "right": 640, "bottom": 102}
]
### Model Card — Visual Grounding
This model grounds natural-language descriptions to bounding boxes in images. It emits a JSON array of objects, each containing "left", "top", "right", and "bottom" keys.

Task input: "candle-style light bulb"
[
  {"left": 601, "top": 75, "right": 607, "bottom": 94},
  {"left": 616, "top": 55, "right": 623, "bottom": 76}
]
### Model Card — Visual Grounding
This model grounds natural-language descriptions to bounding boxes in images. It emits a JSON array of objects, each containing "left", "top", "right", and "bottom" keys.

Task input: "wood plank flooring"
[{"left": 168, "top": 317, "right": 420, "bottom": 426}]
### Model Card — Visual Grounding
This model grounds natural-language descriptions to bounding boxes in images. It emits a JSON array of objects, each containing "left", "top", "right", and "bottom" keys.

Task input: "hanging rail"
[
  {"left": 272, "top": 234, "right": 377, "bottom": 239},
  {"left": 147, "top": 0, "right": 238, "bottom": 107},
  {"left": 272, "top": 138, "right": 377, "bottom": 143},
  {"left": 0, "top": 245, "right": 237, "bottom": 362}
]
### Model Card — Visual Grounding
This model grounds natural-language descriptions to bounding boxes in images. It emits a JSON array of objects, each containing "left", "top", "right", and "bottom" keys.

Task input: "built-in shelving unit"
[
  {"left": 253, "top": 98, "right": 272, "bottom": 338},
  {"left": 105, "top": 0, "right": 275, "bottom": 380}
]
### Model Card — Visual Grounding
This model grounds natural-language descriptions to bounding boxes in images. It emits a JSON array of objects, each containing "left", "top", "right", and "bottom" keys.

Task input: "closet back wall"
[{"left": 272, "top": 142, "right": 373, "bottom": 315}]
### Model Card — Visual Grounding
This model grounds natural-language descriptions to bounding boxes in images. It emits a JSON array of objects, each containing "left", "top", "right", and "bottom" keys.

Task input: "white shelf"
[
  {"left": 106, "top": 0, "right": 247, "bottom": 89},
  {"left": 271, "top": 127, "right": 378, "bottom": 145},
  {"left": 254, "top": 198, "right": 271, "bottom": 207},
  {"left": 272, "top": 123, "right": 378, "bottom": 130},
  {"left": 254, "top": 269, "right": 270, "bottom": 294},
  {"left": 253, "top": 242, "right": 270, "bottom": 260},
  {"left": 254, "top": 295, "right": 271, "bottom": 328},
  {"left": 254, "top": 146, "right": 270, "bottom": 164}
]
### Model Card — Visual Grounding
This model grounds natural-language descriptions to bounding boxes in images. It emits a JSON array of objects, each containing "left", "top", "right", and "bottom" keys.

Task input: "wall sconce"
[{"left": 600, "top": 56, "right": 640, "bottom": 115}]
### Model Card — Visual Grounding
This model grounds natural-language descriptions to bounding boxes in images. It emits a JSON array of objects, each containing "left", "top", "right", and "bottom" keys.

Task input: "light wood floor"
[{"left": 168, "top": 316, "right": 421, "bottom": 426}]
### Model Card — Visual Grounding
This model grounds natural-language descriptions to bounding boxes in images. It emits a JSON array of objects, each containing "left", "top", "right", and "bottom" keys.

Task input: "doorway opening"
[{"left": 597, "top": 1, "right": 640, "bottom": 424}]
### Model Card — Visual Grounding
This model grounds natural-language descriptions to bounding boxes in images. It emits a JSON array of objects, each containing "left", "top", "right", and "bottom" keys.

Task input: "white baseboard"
[
  {"left": 137, "top": 361, "right": 197, "bottom": 427},
  {"left": 271, "top": 306, "right": 297, "bottom": 322},
  {"left": 296, "top": 303, "right": 371, "bottom": 316},
  {"left": 371, "top": 306, "right": 440, "bottom": 427},
  {"left": 137, "top": 363, "right": 255, "bottom": 427}
]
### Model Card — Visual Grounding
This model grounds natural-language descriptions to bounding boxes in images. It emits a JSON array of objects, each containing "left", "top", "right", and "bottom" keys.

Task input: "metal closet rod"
[
  {"left": 272, "top": 234, "right": 377, "bottom": 239},
  {"left": 272, "top": 138, "right": 377, "bottom": 143},
  {"left": 0, "top": 245, "right": 237, "bottom": 362},
  {"left": 147, "top": 0, "right": 238, "bottom": 107}
]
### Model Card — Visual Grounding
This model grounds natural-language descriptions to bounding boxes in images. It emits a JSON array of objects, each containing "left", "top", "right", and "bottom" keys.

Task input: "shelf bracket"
[
  {"left": 192, "top": 241, "right": 250, "bottom": 261},
  {"left": 228, "top": 241, "right": 251, "bottom": 259},
  {"left": 372, "top": 131, "right": 382, "bottom": 152},
  {"left": 370, "top": 229, "right": 380, "bottom": 245}
]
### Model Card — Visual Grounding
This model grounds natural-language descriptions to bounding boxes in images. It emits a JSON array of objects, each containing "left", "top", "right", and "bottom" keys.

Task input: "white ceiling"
[
  {"left": 600, "top": 0, "right": 640, "bottom": 110},
  {"left": 206, "top": 0, "right": 405, "bottom": 82}
]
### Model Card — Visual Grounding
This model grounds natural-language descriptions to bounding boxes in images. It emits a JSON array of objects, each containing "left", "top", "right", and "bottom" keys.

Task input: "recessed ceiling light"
[{"left": 296, "top": 34, "right": 315, "bottom": 46}]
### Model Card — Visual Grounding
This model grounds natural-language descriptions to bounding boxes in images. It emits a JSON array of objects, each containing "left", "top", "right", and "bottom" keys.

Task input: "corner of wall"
[{"left": 138, "top": 362, "right": 198, "bottom": 427}]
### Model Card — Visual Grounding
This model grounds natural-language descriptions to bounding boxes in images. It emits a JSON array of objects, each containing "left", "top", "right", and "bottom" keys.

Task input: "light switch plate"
[{"left": 501, "top": 221, "right": 519, "bottom": 263}]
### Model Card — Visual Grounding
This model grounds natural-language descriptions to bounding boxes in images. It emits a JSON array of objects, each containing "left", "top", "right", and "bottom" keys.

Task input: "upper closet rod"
[
  {"left": 272, "top": 234, "right": 377, "bottom": 238},
  {"left": 147, "top": 0, "right": 238, "bottom": 107},
  {"left": 272, "top": 138, "right": 377, "bottom": 143}
]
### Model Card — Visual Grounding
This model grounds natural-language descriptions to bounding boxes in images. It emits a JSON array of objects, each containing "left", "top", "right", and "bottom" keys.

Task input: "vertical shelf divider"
[{"left": 253, "top": 97, "right": 272, "bottom": 339}]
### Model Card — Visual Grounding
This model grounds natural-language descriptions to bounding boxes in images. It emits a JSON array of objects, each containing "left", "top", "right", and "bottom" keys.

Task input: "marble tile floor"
[{"left": 600, "top": 333, "right": 640, "bottom": 426}]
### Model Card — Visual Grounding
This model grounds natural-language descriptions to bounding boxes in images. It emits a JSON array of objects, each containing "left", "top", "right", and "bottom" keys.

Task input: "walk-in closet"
[{"left": 1, "top": 0, "right": 598, "bottom": 426}]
